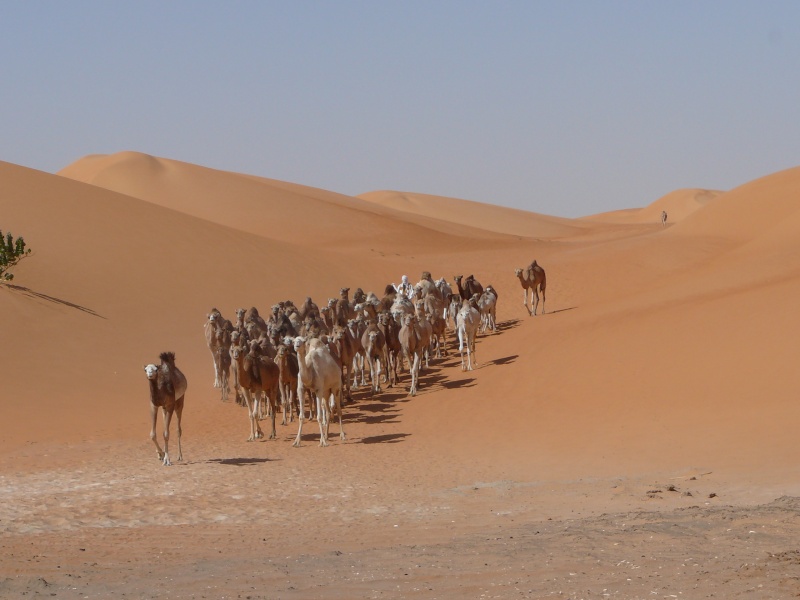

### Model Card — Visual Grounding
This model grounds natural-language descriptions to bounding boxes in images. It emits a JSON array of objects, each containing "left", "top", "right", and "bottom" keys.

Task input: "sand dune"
[
  {"left": 584, "top": 187, "right": 722, "bottom": 224},
  {"left": 3, "top": 153, "right": 800, "bottom": 597}
]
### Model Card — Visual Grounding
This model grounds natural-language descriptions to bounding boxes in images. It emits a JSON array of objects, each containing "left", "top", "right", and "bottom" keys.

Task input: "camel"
[
  {"left": 398, "top": 314, "right": 422, "bottom": 396},
  {"left": 298, "top": 296, "right": 320, "bottom": 321},
  {"left": 331, "top": 325, "right": 357, "bottom": 401},
  {"left": 361, "top": 323, "right": 386, "bottom": 396},
  {"left": 230, "top": 343, "right": 280, "bottom": 442},
  {"left": 661, "top": 210, "right": 668, "bottom": 226},
  {"left": 380, "top": 284, "right": 398, "bottom": 312},
  {"left": 292, "top": 336, "right": 346, "bottom": 447},
  {"left": 415, "top": 272, "right": 441, "bottom": 301},
  {"left": 515, "top": 260, "right": 547, "bottom": 316},
  {"left": 457, "top": 300, "right": 480, "bottom": 371},
  {"left": 144, "top": 352, "right": 187, "bottom": 466},
  {"left": 334, "top": 287, "right": 354, "bottom": 326},
  {"left": 204, "top": 308, "right": 233, "bottom": 397},
  {"left": 428, "top": 311, "right": 448, "bottom": 358},
  {"left": 346, "top": 318, "right": 368, "bottom": 388},
  {"left": 446, "top": 293, "right": 461, "bottom": 332},
  {"left": 414, "top": 301, "right": 433, "bottom": 369},
  {"left": 275, "top": 344, "right": 300, "bottom": 425},
  {"left": 454, "top": 275, "right": 483, "bottom": 301},
  {"left": 377, "top": 311, "right": 401, "bottom": 387},
  {"left": 478, "top": 286, "right": 498, "bottom": 333}
]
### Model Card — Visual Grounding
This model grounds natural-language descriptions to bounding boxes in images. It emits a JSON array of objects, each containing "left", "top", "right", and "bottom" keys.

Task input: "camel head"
[
  {"left": 421, "top": 271, "right": 432, "bottom": 281},
  {"left": 514, "top": 268, "right": 523, "bottom": 277},
  {"left": 339, "top": 287, "right": 350, "bottom": 299},
  {"left": 327, "top": 298, "right": 337, "bottom": 308},
  {"left": 454, "top": 275, "right": 463, "bottom": 284},
  {"left": 292, "top": 336, "right": 306, "bottom": 353},
  {"left": 207, "top": 310, "right": 220, "bottom": 326},
  {"left": 236, "top": 307, "right": 246, "bottom": 319},
  {"left": 144, "top": 364, "right": 159, "bottom": 380}
]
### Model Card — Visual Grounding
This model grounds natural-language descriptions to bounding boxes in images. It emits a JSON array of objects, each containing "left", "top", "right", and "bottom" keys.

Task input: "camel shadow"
[
  {"left": 361, "top": 433, "right": 410, "bottom": 445},
  {"left": 441, "top": 377, "right": 477, "bottom": 390},
  {"left": 4, "top": 284, "right": 106, "bottom": 318},
  {"left": 490, "top": 354, "right": 518, "bottom": 366},
  {"left": 544, "top": 306, "right": 577, "bottom": 315},
  {"left": 208, "top": 457, "right": 273, "bottom": 466},
  {"left": 348, "top": 400, "right": 402, "bottom": 425},
  {"left": 495, "top": 319, "right": 520, "bottom": 331}
]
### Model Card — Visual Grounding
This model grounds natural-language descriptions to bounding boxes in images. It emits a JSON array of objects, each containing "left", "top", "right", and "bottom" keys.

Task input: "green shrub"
[{"left": 0, "top": 229, "right": 32, "bottom": 282}]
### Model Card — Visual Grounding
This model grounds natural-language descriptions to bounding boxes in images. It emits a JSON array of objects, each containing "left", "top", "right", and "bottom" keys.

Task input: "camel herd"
[{"left": 144, "top": 261, "right": 547, "bottom": 465}]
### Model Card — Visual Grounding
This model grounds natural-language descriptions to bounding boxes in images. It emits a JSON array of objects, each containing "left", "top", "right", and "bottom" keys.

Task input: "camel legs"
[
  {"left": 160, "top": 407, "right": 175, "bottom": 466},
  {"left": 242, "top": 389, "right": 264, "bottom": 442},
  {"left": 149, "top": 402, "right": 165, "bottom": 462},
  {"left": 523, "top": 287, "right": 533, "bottom": 316},
  {"left": 209, "top": 347, "right": 221, "bottom": 387},
  {"left": 369, "top": 357, "right": 382, "bottom": 396},
  {"left": 292, "top": 382, "right": 306, "bottom": 447},
  {"left": 265, "top": 387, "right": 278, "bottom": 440},
  {"left": 174, "top": 396, "right": 184, "bottom": 463},
  {"left": 316, "top": 393, "right": 329, "bottom": 447}
]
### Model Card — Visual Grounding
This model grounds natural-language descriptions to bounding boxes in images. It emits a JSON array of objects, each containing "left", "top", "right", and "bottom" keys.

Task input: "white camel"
[
  {"left": 457, "top": 301, "right": 480, "bottom": 371},
  {"left": 292, "top": 336, "right": 345, "bottom": 447}
]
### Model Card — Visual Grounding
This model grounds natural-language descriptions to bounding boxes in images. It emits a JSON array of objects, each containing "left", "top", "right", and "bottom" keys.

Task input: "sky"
[{"left": 2, "top": 2, "right": 800, "bottom": 218}]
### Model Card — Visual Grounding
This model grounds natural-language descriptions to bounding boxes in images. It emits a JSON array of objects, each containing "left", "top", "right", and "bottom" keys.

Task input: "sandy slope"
[{"left": 3, "top": 155, "right": 800, "bottom": 597}]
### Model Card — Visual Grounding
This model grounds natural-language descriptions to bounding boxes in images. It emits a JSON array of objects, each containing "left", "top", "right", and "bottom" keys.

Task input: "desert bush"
[{"left": 0, "top": 229, "right": 32, "bottom": 282}]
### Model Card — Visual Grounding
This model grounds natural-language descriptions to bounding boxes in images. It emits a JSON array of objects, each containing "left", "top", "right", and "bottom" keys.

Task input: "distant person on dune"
[{"left": 661, "top": 210, "right": 668, "bottom": 227}]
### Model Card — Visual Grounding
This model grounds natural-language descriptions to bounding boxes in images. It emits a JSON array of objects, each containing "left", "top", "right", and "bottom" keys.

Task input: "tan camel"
[
  {"left": 292, "top": 336, "right": 345, "bottom": 447},
  {"left": 331, "top": 325, "right": 357, "bottom": 401},
  {"left": 204, "top": 309, "right": 233, "bottom": 398},
  {"left": 398, "top": 314, "right": 421, "bottom": 396},
  {"left": 144, "top": 352, "right": 187, "bottom": 466},
  {"left": 414, "top": 301, "right": 433, "bottom": 369},
  {"left": 361, "top": 323, "right": 386, "bottom": 396},
  {"left": 515, "top": 260, "right": 547, "bottom": 316}
]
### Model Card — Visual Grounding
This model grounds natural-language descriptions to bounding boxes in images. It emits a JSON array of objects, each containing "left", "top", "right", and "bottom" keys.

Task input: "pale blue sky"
[{"left": 2, "top": 2, "right": 799, "bottom": 217}]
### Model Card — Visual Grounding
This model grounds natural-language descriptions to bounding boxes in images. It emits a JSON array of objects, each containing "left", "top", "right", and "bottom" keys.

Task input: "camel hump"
[{"left": 159, "top": 351, "right": 176, "bottom": 366}]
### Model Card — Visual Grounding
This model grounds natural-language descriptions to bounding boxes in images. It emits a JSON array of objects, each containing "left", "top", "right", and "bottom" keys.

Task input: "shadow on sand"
[
  {"left": 207, "top": 457, "right": 273, "bottom": 466},
  {"left": 361, "top": 433, "right": 410, "bottom": 445},
  {"left": 4, "top": 284, "right": 106, "bottom": 318}
]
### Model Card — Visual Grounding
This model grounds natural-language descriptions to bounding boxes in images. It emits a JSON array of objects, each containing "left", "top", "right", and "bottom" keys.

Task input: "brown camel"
[
  {"left": 144, "top": 352, "right": 187, "bottom": 466},
  {"left": 454, "top": 275, "right": 484, "bottom": 301},
  {"left": 275, "top": 344, "right": 300, "bottom": 425},
  {"left": 515, "top": 260, "right": 547, "bottom": 315}
]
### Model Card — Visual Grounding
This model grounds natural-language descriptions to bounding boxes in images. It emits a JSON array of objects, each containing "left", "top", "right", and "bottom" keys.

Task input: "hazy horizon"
[{"left": 2, "top": 2, "right": 799, "bottom": 217}]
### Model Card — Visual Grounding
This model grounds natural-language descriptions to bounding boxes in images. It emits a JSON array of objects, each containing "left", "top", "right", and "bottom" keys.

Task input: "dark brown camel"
[{"left": 144, "top": 352, "right": 187, "bottom": 466}]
